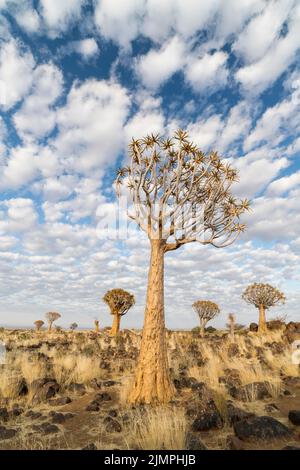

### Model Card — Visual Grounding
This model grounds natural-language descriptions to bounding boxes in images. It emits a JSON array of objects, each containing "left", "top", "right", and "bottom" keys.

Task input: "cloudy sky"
[{"left": 0, "top": 0, "right": 299, "bottom": 330}]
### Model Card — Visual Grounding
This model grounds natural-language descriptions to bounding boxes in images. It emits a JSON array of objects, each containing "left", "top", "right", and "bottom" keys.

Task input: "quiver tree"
[
  {"left": 227, "top": 313, "right": 235, "bottom": 342},
  {"left": 116, "top": 129, "right": 250, "bottom": 404},
  {"left": 70, "top": 322, "right": 78, "bottom": 332},
  {"left": 34, "top": 320, "right": 44, "bottom": 332},
  {"left": 103, "top": 289, "right": 135, "bottom": 336},
  {"left": 242, "top": 283, "right": 285, "bottom": 333},
  {"left": 192, "top": 300, "right": 220, "bottom": 337},
  {"left": 45, "top": 312, "right": 61, "bottom": 332},
  {"left": 94, "top": 320, "right": 100, "bottom": 333}
]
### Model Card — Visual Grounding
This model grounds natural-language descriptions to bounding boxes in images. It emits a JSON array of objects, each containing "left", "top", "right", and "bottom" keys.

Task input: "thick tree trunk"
[
  {"left": 128, "top": 239, "right": 175, "bottom": 404},
  {"left": 110, "top": 314, "right": 120, "bottom": 336},
  {"left": 230, "top": 323, "right": 235, "bottom": 342},
  {"left": 200, "top": 321, "right": 205, "bottom": 338},
  {"left": 48, "top": 321, "right": 53, "bottom": 332},
  {"left": 94, "top": 321, "right": 99, "bottom": 333},
  {"left": 258, "top": 304, "right": 267, "bottom": 333}
]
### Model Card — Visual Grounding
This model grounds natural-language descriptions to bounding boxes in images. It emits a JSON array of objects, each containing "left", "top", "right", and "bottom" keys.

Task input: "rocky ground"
[{"left": 0, "top": 322, "right": 300, "bottom": 450}]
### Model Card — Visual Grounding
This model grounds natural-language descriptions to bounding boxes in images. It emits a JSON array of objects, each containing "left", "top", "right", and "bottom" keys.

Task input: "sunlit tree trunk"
[
  {"left": 94, "top": 320, "right": 99, "bottom": 333},
  {"left": 200, "top": 323, "right": 205, "bottom": 338},
  {"left": 128, "top": 239, "right": 175, "bottom": 404},
  {"left": 258, "top": 304, "right": 267, "bottom": 333},
  {"left": 110, "top": 314, "right": 121, "bottom": 336},
  {"left": 48, "top": 322, "right": 53, "bottom": 332}
]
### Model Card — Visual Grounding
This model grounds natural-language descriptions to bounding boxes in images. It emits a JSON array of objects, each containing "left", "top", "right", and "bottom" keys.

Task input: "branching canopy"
[
  {"left": 70, "top": 322, "right": 78, "bottom": 330},
  {"left": 242, "top": 283, "right": 286, "bottom": 309},
  {"left": 193, "top": 300, "right": 220, "bottom": 324},
  {"left": 103, "top": 289, "right": 135, "bottom": 316},
  {"left": 46, "top": 312, "right": 61, "bottom": 323},
  {"left": 116, "top": 130, "right": 250, "bottom": 251},
  {"left": 34, "top": 320, "right": 44, "bottom": 330}
]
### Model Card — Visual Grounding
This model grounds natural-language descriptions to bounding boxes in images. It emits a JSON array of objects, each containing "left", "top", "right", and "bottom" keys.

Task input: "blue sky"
[{"left": 0, "top": 0, "right": 299, "bottom": 329}]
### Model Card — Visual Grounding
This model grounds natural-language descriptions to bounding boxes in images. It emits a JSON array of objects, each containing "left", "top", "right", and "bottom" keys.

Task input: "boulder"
[
  {"left": 234, "top": 416, "right": 291, "bottom": 441},
  {"left": 185, "top": 432, "right": 207, "bottom": 450},
  {"left": 31, "top": 378, "right": 59, "bottom": 404},
  {"left": 191, "top": 399, "right": 223, "bottom": 431},
  {"left": 229, "top": 382, "right": 271, "bottom": 402},
  {"left": 249, "top": 323, "right": 258, "bottom": 332},
  {"left": 288, "top": 410, "right": 300, "bottom": 426}
]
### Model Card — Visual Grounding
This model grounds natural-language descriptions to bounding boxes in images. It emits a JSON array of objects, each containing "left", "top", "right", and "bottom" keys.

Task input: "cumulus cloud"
[
  {"left": 185, "top": 50, "right": 229, "bottom": 93},
  {"left": 0, "top": 39, "right": 35, "bottom": 110},
  {"left": 39, "top": 0, "right": 84, "bottom": 36},
  {"left": 60, "top": 38, "right": 100, "bottom": 60},
  {"left": 236, "top": 2, "right": 300, "bottom": 94},
  {"left": 13, "top": 63, "right": 64, "bottom": 140}
]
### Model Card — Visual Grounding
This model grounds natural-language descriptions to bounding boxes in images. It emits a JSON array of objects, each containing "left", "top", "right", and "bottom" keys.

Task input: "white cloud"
[
  {"left": 185, "top": 50, "right": 229, "bottom": 92},
  {"left": 236, "top": 3, "right": 300, "bottom": 94},
  {"left": 266, "top": 171, "right": 300, "bottom": 196},
  {"left": 244, "top": 79, "right": 300, "bottom": 151},
  {"left": 54, "top": 79, "right": 131, "bottom": 174},
  {"left": 73, "top": 38, "right": 99, "bottom": 59},
  {"left": 0, "top": 39, "right": 35, "bottom": 110},
  {"left": 233, "top": 0, "right": 294, "bottom": 63},
  {"left": 125, "top": 95, "right": 165, "bottom": 141},
  {"left": 39, "top": 0, "right": 84, "bottom": 37},
  {"left": 15, "top": 6, "right": 40, "bottom": 33},
  {"left": 94, "top": 0, "right": 144, "bottom": 49},
  {"left": 13, "top": 63, "right": 64, "bottom": 140},
  {"left": 218, "top": 101, "right": 253, "bottom": 152},
  {"left": 0, "top": 198, "right": 37, "bottom": 232},
  {"left": 188, "top": 114, "right": 224, "bottom": 150},
  {"left": 0, "top": 144, "right": 39, "bottom": 190}
]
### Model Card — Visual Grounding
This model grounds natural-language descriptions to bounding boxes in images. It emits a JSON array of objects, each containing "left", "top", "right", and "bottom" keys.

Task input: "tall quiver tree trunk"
[
  {"left": 200, "top": 322, "right": 205, "bottom": 338},
  {"left": 128, "top": 239, "right": 175, "bottom": 404},
  {"left": 110, "top": 314, "right": 120, "bottom": 336},
  {"left": 258, "top": 304, "right": 267, "bottom": 333}
]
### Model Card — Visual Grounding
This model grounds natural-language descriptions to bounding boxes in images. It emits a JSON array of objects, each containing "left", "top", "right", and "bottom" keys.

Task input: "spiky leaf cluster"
[
  {"left": 116, "top": 129, "right": 250, "bottom": 250},
  {"left": 242, "top": 283, "right": 286, "bottom": 309},
  {"left": 45, "top": 312, "right": 61, "bottom": 323},
  {"left": 192, "top": 300, "right": 220, "bottom": 322},
  {"left": 103, "top": 289, "right": 135, "bottom": 316}
]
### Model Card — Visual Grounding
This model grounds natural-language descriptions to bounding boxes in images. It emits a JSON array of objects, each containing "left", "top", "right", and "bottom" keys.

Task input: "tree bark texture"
[{"left": 128, "top": 240, "right": 175, "bottom": 404}]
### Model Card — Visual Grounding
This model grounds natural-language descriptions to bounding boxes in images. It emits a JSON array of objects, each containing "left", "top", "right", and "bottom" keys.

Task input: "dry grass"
[{"left": 125, "top": 406, "right": 188, "bottom": 450}]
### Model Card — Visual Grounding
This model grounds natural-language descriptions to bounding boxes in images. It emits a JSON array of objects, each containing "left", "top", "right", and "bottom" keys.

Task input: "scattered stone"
[
  {"left": 191, "top": 400, "right": 223, "bottom": 431},
  {"left": 48, "top": 397, "right": 72, "bottom": 406},
  {"left": 229, "top": 382, "right": 271, "bottom": 402},
  {"left": 227, "top": 403, "right": 255, "bottom": 425},
  {"left": 105, "top": 419, "right": 122, "bottom": 433},
  {"left": 31, "top": 378, "right": 59, "bottom": 404},
  {"left": 94, "top": 392, "right": 112, "bottom": 402},
  {"left": 234, "top": 416, "right": 291, "bottom": 441},
  {"left": 86, "top": 401, "right": 100, "bottom": 412},
  {"left": 288, "top": 411, "right": 300, "bottom": 426},
  {"left": 185, "top": 432, "right": 207, "bottom": 450},
  {"left": 82, "top": 443, "right": 98, "bottom": 450},
  {"left": 249, "top": 323, "right": 258, "bottom": 332},
  {"left": 0, "top": 408, "right": 9, "bottom": 423},
  {"left": 103, "top": 380, "right": 117, "bottom": 387},
  {"left": 25, "top": 410, "right": 42, "bottom": 420},
  {"left": 32, "top": 422, "right": 60, "bottom": 435},
  {"left": 107, "top": 409, "right": 118, "bottom": 418},
  {"left": 0, "top": 426, "right": 17, "bottom": 440}
]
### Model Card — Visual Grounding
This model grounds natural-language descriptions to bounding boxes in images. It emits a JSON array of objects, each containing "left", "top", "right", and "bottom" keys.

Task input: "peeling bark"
[
  {"left": 258, "top": 304, "right": 267, "bottom": 333},
  {"left": 128, "top": 239, "right": 175, "bottom": 404},
  {"left": 110, "top": 314, "right": 121, "bottom": 336}
]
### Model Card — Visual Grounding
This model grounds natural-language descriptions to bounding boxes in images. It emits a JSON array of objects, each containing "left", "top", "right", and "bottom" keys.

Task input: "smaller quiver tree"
[
  {"left": 46, "top": 312, "right": 61, "bottom": 332},
  {"left": 70, "top": 322, "right": 78, "bottom": 332},
  {"left": 103, "top": 289, "right": 135, "bottom": 336},
  {"left": 227, "top": 313, "right": 235, "bottom": 342},
  {"left": 94, "top": 320, "right": 100, "bottom": 333},
  {"left": 193, "top": 300, "right": 220, "bottom": 337},
  {"left": 242, "top": 283, "right": 285, "bottom": 334},
  {"left": 34, "top": 320, "right": 44, "bottom": 332}
]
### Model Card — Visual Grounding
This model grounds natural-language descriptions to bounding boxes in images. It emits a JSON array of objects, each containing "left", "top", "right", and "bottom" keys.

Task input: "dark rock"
[
  {"left": 103, "top": 380, "right": 117, "bottom": 387},
  {"left": 288, "top": 410, "right": 300, "bottom": 425},
  {"left": 226, "top": 435, "right": 245, "bottom": 450},
  {"left": 0, "top": 426, "right": 17, "bottom": 440},
  {"left": 265, "top": 403, "right": 279, "bottom": 413},
  {"left": 25, "top": 410, "right": 42, "bottom": 420},
  {"left": 94, "top": 392, "right": 112, "bottom": 402},
  {"left": 0, "top": 408, "right": 9, "bottom": 423},
  {"left": 249, "top": 323, "right": 258, "bottom": 332},
  {"left": 105, "top": 419, "right": 122, "bottom": 433},
  {"left": 31, "top": 378, "right": 59, "bottom": 404},
  {"left": 185, "top": 432, "right": 207, "bottom": 450},
  {"left": 108, "top": 409, "right": 118, "bottom": 418},
  {"left": 32, "top": 422, "right": 60, "bottom": 435},
  {"left": 85, "top": 401, "right": 100, "bottom": 412},
  {"left": 227, "top": 403, "right": 255, "bottom": 425},
  {"left": 88, "top": 378, "right": 102, "bottom": 389},
  {"left": 82, "top": 443, "right": 97, "bottom": 450},
  {"left": 229, "top": 382, "right": 271, "bottom": 402},
  {"left": 191, "top": 399, "right": 223, "bottom": 431},
  {"left": 18, "top": 378, "right": 28, "bottom": 396},
  {"left": 234, "top": 416, "right": 291, "bottom": 441},
  {"left": 10, "top": 406, "right": 24, "bottom": 417},
  {"left": 48, "top": 397, "right": 71, "bottom": 406},
  {"left": 68, "top": 383, "right": 86, "bottom": 395}
]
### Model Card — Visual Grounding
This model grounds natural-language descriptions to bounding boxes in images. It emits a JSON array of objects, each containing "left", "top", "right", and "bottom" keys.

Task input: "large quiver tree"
[
  {"left": 116, "top": 129, "right": 250, "bottom": 404},
  {"left": 242, "top": 283, "right": 285, "bottom": 334},
  {"left": 103, "top": 288, "right": 135, "bottom": 336},
  {"left": 45, "top": 312, "right": 61, "bottom": 332}
]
